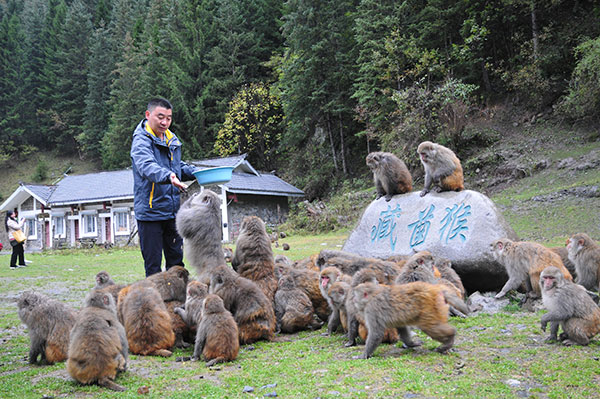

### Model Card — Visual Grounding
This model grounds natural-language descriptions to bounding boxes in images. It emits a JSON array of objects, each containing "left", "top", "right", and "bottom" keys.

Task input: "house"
[{"left": 0, "top": 155, "right": 304, "bottom": 251}]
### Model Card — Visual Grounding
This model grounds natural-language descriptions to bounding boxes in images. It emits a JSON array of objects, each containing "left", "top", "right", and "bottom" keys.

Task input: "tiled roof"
[
  {"left": 48, "top": 170, "right": 134, "bottom": 205},
  {"left": 224, "top": 172, "right": 304, "bottom": 197},
  {"left": 23, "top": 184, "right": 56, "bottom": 203},
  {"left": 191, "top": 154, "right": 247, "bottom": 169},
  {"left": 7, "top": 157, "right": 303, "bottom": 207}
]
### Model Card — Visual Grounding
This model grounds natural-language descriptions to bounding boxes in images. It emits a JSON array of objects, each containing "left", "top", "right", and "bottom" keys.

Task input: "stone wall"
[{"left": 227, "top": 193, "right": 289, "bottom": 241}]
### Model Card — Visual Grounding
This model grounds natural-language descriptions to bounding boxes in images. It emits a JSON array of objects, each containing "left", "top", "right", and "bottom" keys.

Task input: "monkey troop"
[{"left": 15, "top": 185, "right": 600, "bottom": 389}]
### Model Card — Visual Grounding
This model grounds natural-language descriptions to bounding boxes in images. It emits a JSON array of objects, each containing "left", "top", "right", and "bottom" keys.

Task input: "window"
[
  {"left": 25, "top": 218, "right": 36, "bottom": 239},
  {"left": 83, "top": 214, "right": 97, "bottom": 236},
  {"left": 114, "top": 211, "right": 129, "bottom": 234},
  {"left": 53, "top": 215, "right": 65, "bottom": 238}
]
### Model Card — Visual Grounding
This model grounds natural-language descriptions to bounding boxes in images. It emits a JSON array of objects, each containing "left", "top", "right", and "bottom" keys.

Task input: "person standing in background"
[{"left": 5, "top": 211, "right": 26, "bottom": 269}]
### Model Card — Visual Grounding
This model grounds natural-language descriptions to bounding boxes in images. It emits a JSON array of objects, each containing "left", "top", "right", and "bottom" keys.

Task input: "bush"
[
  {"left": 558, "top": 36, "right": 600, "bottom": 119},
  {"left": 32, "top": 160, "right": 48, "bottom": 182}
]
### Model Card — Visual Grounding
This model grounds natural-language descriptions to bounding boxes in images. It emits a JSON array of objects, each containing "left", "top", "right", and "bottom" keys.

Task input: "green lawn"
[{"left": 1, "top": 234, "right": 600, "bottom": 398}]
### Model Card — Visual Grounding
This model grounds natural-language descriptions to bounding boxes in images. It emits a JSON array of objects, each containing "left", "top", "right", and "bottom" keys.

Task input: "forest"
[{"left": 0, "top": 0, "right": 599, "bottom": 199}]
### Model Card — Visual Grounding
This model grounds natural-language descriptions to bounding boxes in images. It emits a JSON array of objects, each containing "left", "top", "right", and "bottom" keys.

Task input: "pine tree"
[
  {"left": 80, "top": 22, "right": 114, "bottom": 160},
  {"left": 52, "top": 0, "right": 93, "bottom": 153},
  {"left": 0, "top": 1, "right": 29, "bottom": 160},
  {"left": 102, "top": 32, "right": 147, "bottom": 169}
]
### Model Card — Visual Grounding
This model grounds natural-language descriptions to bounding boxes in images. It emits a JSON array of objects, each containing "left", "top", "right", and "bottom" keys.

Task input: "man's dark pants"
[{"left": 137, "top": 219, "right": 184, "bottom": 277}]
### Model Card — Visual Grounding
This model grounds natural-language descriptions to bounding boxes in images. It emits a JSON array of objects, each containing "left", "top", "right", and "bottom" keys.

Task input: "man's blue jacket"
[{"left": 130, "top": 119, "right": 196, "bottom": 221}]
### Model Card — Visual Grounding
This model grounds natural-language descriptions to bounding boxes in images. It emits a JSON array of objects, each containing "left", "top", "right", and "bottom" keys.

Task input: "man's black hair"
[{"left": 147, "top": 98, "right": 172, "bottom": 112}]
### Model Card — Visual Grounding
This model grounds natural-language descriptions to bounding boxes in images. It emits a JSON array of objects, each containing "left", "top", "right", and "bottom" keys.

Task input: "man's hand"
[{"left": 170, "top": 173, "right": 188, "bottom": 191}]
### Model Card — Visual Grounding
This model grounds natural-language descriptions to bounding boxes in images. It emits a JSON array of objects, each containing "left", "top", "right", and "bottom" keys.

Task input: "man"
[{"left": 131, "top": 98, "right": 197, "bottom": 277}]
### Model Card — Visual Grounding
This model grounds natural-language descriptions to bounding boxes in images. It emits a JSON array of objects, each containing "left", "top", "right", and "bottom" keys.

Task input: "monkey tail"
[{"left": 441, "top": 290, "right": 470, "bottom": 317}]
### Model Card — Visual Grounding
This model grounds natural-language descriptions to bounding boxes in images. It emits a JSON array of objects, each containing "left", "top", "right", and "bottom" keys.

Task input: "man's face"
[{"left": 145, "top": 106, "right": 172, "bottom": 136}]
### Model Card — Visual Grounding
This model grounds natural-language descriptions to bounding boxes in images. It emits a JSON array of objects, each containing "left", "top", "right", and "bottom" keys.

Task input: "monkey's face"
[
  {"left": 366, "top": 153, "right": 380, "bottom": 171},
  {"left": 566, "top": 236, "right": 584, "bottom": 256},
  {"left": 490, "top": 240, "right": 507, "bottom": 260},
  {"left": 417, "top": 142, "right": 434, "bottom": 164},
  {"left": 540, "top": 267, "right": 562, "bottom": 291},
  {"left": 328, "top": 284, "right": 347, "bottom": 307}
]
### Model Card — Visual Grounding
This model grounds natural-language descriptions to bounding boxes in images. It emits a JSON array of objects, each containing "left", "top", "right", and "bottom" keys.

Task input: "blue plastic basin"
[{"left": 192, "top": 166, "right": 234, "bottom": 185}]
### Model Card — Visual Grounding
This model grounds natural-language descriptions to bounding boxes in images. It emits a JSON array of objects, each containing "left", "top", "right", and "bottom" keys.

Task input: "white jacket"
[{"left": 7, "top": 218, "right": 25, "bottom": 241}]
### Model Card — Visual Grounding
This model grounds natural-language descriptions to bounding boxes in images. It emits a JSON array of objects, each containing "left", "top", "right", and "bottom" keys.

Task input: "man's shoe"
[
  {"left": 18, "top": 264, "right": 27, "bottom": 268},
  {"left": 10, "top": 266, "right": 18, "bottom": 270},
  {"left": 24, "top": 260, "right": 33, "bottom": 264}
]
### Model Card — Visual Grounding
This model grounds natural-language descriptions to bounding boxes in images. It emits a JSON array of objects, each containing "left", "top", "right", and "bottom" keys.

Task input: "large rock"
[{"left": 342, "top": 190, "right": 518, "bottom": 292}]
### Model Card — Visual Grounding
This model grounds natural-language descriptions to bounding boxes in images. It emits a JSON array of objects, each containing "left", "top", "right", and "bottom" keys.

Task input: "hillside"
[{"left": 2, "top": 109, "right": 599, "bottom": 247}]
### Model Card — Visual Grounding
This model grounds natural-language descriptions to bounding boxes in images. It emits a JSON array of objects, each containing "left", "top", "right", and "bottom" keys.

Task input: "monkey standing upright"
[
  {"left": 539, "top": 266, "right": 600, "bottom": 345},
  {"left": 231, "top": 216, "right": 278, "bottom": 301},
  {"left": 67, "top": 290, "right": 128, "bottom": 391},
  {"left": 566, "top": 233, "right": 600, "bottom": 291},
  {"left": 491, "top": 238, "right": 572, "bottom": 299},
  {"left": 366, "top": 151, "right": 413, "bottom": 201},
  {"left": 17, "top": 291, "right": 77, "bottom": 364},
  {"left": 417, "top": 141, "right": 464, "bottom": 196},
  {"left": 176, "top": 190, "right": 226, "bottom": 279},
  {"left": 352, "top": 282, "right": 466, "bottom": 358}
]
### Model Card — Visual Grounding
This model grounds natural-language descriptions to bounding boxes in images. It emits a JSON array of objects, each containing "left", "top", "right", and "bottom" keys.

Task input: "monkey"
[
  {"left": 539, "top": 266, "right": 600, "bottom": 345},
  {"left": 166, "top": 301, "right": 192, "bottom": 348},
  {"left": 550, "top": 246, "right": 577, "bottom": 278},
  {"left": 95, "top": 271, "right": 115, "bottom": 288},
  {"left": 174, "top": 280, "right": 209, "bottom": 328},
  {"left": 396, "top": 251, "right": 468, "bottom": 317},
  {"left": 274, "top": 263, "right": 330, "bottom": 322},
  {"left": 231, "top": 216, "right": 278, "bottom": 300},
  {"left": 344, "top": 269, "right": 400, "bottom": 347},
  {"left": 193, "top": 294, "right": 239, "bottom": 366},
  {"left": 145, "top": 265, "right": 190, "bottom": 302},
  {"left": 292, "top": 253, "right": 320, "bottom": 271},
  {"left": 274, "top": 273, "right": 322, "bottom": 333},
  {"left": 283, "top": 243, "right": 290, "bottom": 251},
  {"left": 316, "top": 249, "right": 365, "bottom": 270},
  {"left": 17, "top": 291, "right": 77, "bottom": 365},
  {"left": 327, "top": 281, "right": 351, "bottom": 332},
  {"left": 274, "top": 254, "right": 293, "bottom": 266},
  {"left": 176, "top": 190, "right": 226, "bottom": 279},
  {"left": 320, "top": 267, "right": 352, "bottom": 335},
  {"left": 223, "top": 247, "right": 234, "bottom": 264},
  {"left": 352, "top": 281, "right": 468, "bottom": 358},
  {"left": 417, "top": 141, "right": 464, "bottom": 196},
  {"left": 209, "top": 265, "right": 276, "bottom": 344},
  {"left": 321, "top": 255, "right": 403, "bottom": 280},
  {"left": 117, "top": 283, "right": 175, "bottom": 357},
  {"left": 491, "top": 238, "right": 572, "bottom": 299},
  {"left": 366, "top": 151, "right": 413, "bottom": 201},
  {"left": 94, "top": 271, "right": 127, "bottom": 304},
  {"left": 566, "top": 233, "right": 600, "bottom": 291},
  {"left": 67, "top": 290, "right": 128, "bottom": 391},
  {"left": 433, "top": 257, "right": 466, "bottom": 299}
]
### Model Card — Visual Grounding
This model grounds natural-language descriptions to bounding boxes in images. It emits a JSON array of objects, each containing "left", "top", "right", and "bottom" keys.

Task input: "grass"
[{"left": 2, "top": 232, "right": 600, "bottom": 398}]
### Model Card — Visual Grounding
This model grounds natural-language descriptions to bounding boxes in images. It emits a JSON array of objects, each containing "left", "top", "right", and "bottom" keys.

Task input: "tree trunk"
[
  {"left": 531, "top": 0, "right": 539, "bottom": 61},
  {"left": 326, "top": 117, "right": 338, "bottom": 171},
  {"left": 338, "top": 114, "right": 347, "bottom": 175}
]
